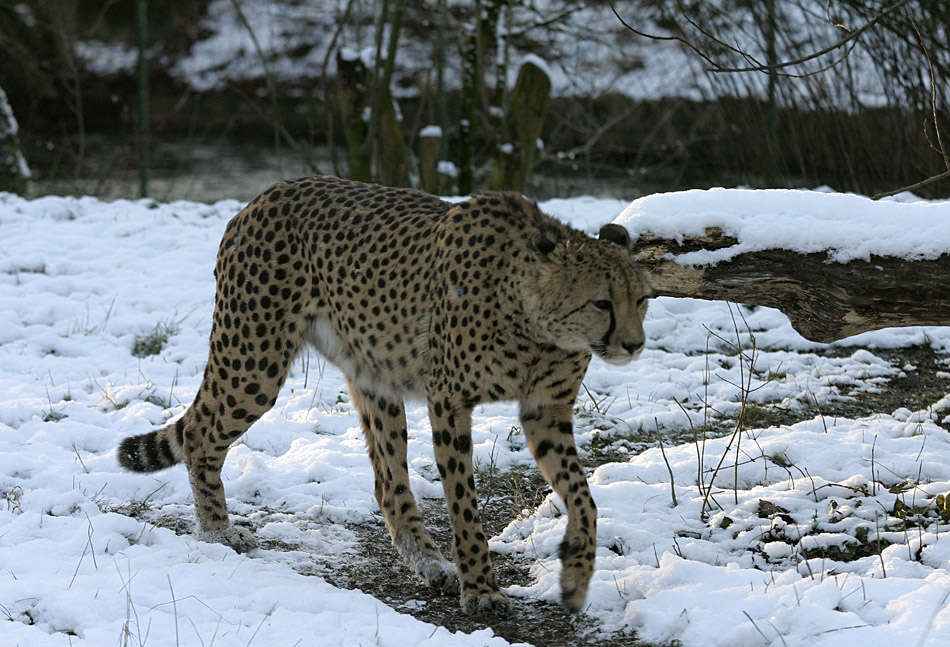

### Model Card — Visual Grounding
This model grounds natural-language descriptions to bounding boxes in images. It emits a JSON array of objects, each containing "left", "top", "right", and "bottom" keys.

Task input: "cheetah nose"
[{"left": 622, "top": 341, "right": 643, "bottom": 354}]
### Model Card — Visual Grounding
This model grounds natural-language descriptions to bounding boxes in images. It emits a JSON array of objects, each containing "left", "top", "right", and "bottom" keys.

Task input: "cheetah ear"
[
  {"left": 598, "top": 223, "right": 630, "bottom": 248},
  {"left": 528, "top": 231, "right": 557, "bottom": 256}
]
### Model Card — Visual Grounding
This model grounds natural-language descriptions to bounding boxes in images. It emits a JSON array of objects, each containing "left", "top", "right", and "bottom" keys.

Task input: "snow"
[
  {"left": 617, "top": 188, "right": 950, "bottom": 264},
  {"left": 74, "top": 40, "right": 139, "bottom": 76},
  {"left": 170, "top": 0, "right": 343, "bottom": 92},
  {"left": 2, "top": 187, "right": 950, "bottom": 646},
  {"left": 338, "top": 46, "right": 359, "bottom": 62},
  {"left": 519, "top": 54, "right": 552, "bottom": 80},
  {"left": 495, "top": 415, "right": 950, "bottom": 646},
  {"left": 420, "top": 125, "right": 443, "bottom": 138},
  {"left": 438, "top": 160, "right": 459, "bottom": 178}
]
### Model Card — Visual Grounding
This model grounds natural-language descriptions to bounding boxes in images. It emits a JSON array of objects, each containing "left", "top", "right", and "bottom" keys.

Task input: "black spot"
[{"left": 535, "top": 440, "right": 554, "bottom": 458}]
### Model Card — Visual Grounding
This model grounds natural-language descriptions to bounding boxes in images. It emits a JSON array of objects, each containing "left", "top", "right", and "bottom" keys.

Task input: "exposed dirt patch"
[
  {"left": 742, "top": 345, "right": 950, "bottom": 431},
  {"left": 310, "top": 476, "right": 652, "bottom": 647},
  {"left": 850, "top": 346, "right": 950, "bottom": 425}
]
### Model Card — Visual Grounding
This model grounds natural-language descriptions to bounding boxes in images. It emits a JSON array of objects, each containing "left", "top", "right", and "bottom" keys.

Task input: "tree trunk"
[{"left": 629, "top": 227, "right": 950, "bottom": 343}]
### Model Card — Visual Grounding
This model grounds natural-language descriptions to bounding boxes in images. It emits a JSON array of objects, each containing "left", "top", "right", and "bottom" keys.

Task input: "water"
[
  {"left": 30, "top": 136, "right": 646, "bottom": 204},
  {"left": 32, "top": 137, "right": 329, "bottom": 204}
]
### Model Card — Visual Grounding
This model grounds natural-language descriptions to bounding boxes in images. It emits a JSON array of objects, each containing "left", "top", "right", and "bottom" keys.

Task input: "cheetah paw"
[
  {"left": 416, "top": 558, "right": 460, "bottom": 595},
  {"left": 560, "top": 585, "right": 587, "bottom": 613},
  {"left": 559, "top": 570, "right": 591, "bottom": 613},
  {"left": 196, "top": 525, "right": 258, "bottom": 553},
  {"left": 461, "top": 589, "right": 511, "bottom": 616}
]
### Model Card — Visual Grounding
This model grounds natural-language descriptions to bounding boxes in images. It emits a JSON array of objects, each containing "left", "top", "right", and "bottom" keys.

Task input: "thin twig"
[
  {"left": 874, "top": 510, "right": 887, "bottom": 578},
  {"left": 871, "top": 435, "right": 878, "bottom": 496},
  {"left": 229, "top": 0, "right": 283, "bottom": 174},
  {"left": 673, "top": 397, "right": 701, "bottom": 492},
  {"left": 907, "top": 10, "right": 949, "bottom": 174},
  {"left": 225, "top": 84, "right": 322, "bottom": 173},
  {"left": 167, "top": 576, "right": 180, "bottom": 647},
  {"left": 246, "top": 603, "right": 277, "bottom": 647},
  {"left": 916, "top": 587, "right": 950, "bottom": 647},
  {"left": 872, "top": 170, "right": 950, "bottom": 200},
  {"left": 653, "top": 417, "right": 677, "bottom": 507},
  {"left": 741, "top": 610, "right": 774, "bottom": 645}
]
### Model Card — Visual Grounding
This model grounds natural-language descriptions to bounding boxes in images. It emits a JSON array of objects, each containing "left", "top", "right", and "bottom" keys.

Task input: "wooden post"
[
  {"left": 419, "top": 126, "right": 442, "bottom": 194},
  {"left": 336, "top": 50, "right": 372, "bottom": 183},
  {"left": 136, "top": 0, "right": 149, "bottom": 198},
  {"left": 486, "top": 57, "right": 550, "bottom": 192},
  {"left": 435, "top": 0, "right": 448, "bottom": 161},
  {"left": 458, "top": 31, "right": 477, "bottom": 195},
  {"left": 765, "top": 0, "right": 778, "bottom": 186},
  {"left": 373, "top": 92, "right": 410, "bottom": 187},
  {"left": 370, "top": 0, "right": 409, "bottom": 187}
]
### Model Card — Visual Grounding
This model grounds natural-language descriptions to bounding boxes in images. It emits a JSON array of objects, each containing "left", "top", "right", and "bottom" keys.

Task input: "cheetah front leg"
[
  {"left": 520, "top": 402, "right": 597, "bottom": 612},
  {"left": 348, "top": 383, "right": 458, "bottom": 594},
  {"left": 428, "top": 398, "right": 510, "bottom": 615}
]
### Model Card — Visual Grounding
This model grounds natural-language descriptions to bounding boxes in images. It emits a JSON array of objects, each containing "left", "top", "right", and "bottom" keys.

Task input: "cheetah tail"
[{"left": 117, "top": 419, "right": 185, "bottom": 472}]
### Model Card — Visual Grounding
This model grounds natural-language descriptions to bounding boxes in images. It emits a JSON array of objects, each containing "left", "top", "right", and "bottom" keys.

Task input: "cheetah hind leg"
[
  {"left": 179, "top": 313, "right": 306, "bottom": 552},
  {"left": 349, "top": 383, "right": 459, "bottom": 594}
]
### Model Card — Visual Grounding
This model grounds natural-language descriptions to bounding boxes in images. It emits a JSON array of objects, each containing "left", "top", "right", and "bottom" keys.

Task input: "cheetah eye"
[{"left": 590, "top": 300, "right": 612, "bottom": 311}]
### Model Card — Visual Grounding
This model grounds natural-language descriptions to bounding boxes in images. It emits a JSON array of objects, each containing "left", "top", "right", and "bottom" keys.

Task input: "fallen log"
[{"left": 614, "top": 189, "right": 950, "bottom": 343}]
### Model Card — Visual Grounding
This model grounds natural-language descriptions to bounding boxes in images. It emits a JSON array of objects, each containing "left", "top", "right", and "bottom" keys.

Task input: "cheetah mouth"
[
  {"left": 601, "top": 353, "right": 637, "bottom": 366},
  {"left": 590, "top": 343, "right": 639, "bottom": 366}
]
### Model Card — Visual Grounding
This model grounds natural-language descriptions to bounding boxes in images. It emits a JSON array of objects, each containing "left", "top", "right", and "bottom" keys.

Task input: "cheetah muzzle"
[{"left": 117, "top": 175, "right": 651, "bottom": 616}]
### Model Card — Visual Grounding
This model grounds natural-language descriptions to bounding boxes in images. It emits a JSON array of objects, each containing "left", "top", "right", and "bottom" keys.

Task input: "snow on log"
[{"left": 615, "top": 189, "right": 950, "bottom": 343}]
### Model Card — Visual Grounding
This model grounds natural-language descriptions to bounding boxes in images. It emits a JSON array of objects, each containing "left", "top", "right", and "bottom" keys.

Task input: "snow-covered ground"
[{"left": 2, "top": 187, "right": 950, "bottom": 646}]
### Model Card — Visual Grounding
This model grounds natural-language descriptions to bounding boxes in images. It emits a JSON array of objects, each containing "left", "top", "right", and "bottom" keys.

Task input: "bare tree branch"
[
  {"left": 609, "top": 0, "right": 911, "bottom": 77},
  {"left": 871, "top": 170, "right": 950, "bottom": 200},
  {"left": 870, "top": 7, "right": 948, "bottom": 199},
  {"left": 907, "top": 10, "right": 949, "bottom": 174}
]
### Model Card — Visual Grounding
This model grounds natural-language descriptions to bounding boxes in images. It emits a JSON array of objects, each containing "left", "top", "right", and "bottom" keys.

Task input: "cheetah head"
[{"left": 524, "top": 223, "right": 651, "bottom": 366}]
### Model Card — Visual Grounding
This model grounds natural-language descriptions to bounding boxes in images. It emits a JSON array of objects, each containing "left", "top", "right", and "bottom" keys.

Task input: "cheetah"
[{"left": 117, "top": 175, "right": 650, "bottom": 615}]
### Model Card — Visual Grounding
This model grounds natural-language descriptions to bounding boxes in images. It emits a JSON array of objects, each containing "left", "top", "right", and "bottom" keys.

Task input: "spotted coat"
[{"left": 118, "top": 175, "right": 650, "bottom": 615}]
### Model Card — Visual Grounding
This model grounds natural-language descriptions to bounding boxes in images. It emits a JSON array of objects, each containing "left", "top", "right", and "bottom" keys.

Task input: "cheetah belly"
[{"left": 306, "top": 315, "right": 427, "bottom": 400}]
